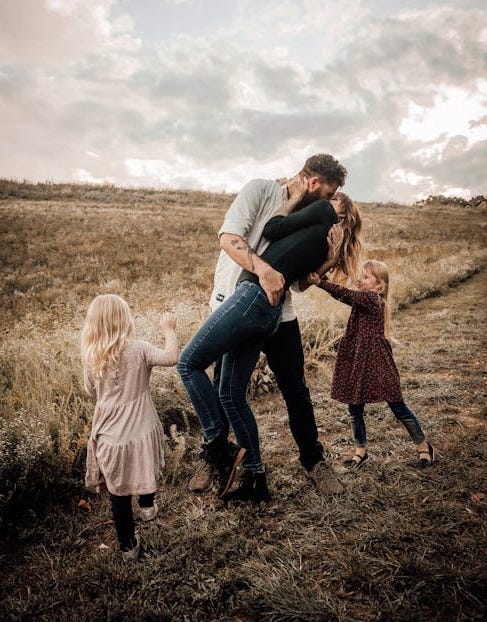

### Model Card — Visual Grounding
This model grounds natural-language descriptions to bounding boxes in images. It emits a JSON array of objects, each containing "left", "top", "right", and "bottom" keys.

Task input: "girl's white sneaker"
[
  {"left": 121, "top": 532, "right": 140, "bottom": 561},
  {"left": 139, "top": 503, "right": 159, "bottom": 522}
]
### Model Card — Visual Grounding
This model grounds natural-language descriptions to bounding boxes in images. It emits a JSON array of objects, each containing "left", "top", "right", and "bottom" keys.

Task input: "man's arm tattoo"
[
  {"left": 229, "top": 237, "right": 256, "bottom": 271},
  {"left": 247, "top": 247, "right": 256, "bottom": 271}
]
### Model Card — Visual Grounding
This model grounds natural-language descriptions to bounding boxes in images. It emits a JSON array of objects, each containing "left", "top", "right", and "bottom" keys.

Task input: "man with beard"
[{"left": 187, "top": 154, "right": 347, "bottom": 498}]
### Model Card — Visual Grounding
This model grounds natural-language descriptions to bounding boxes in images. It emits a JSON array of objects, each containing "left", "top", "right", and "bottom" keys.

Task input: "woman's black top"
[{"left": 237, "top": 199, "right": 338, "bottom": 292}]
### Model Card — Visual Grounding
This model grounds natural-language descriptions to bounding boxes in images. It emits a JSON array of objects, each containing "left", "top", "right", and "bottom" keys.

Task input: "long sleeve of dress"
[
  {"left": 141, "top": 339, "right": 178, "bottom": 367},
  {"left": 319, "top": 280, "right": 380, "bottom": 312},
  {"left": 262, "top": 200, "right": 338, "bottom": 240}
]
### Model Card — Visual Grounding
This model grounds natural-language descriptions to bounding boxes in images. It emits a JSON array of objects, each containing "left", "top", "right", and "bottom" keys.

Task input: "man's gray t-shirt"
[{"left": 209, "top": 179, "right": 297, "bottom": 322}]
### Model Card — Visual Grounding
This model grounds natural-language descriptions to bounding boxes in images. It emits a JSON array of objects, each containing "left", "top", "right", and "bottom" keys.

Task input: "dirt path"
[{"left": 393, "top": 268, "right": 486, "bottom": 426}]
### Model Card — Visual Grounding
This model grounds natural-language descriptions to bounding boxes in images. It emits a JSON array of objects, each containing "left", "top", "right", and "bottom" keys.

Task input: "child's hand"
[
  {"left": 161, "top": 312, "right": 177, "bottom": 331},
  {"left": 297, "top": 271, "right": 321, "bottom": 291},
  {"left": 307, "top": 272, "right": 321, "bottom": 286}
]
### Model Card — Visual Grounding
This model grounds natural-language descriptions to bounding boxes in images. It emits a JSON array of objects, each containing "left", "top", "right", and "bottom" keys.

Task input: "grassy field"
[{"left": 0, "top": 181, "right": 486, "bottom": 621}]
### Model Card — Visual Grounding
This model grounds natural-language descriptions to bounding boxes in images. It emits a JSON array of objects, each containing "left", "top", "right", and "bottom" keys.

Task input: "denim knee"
[
  {"left": 388, "top": 401, "right": 425, "bottom": 444},
  {"left": 176, "top": 357, "right": 186, "bottom": 378}
]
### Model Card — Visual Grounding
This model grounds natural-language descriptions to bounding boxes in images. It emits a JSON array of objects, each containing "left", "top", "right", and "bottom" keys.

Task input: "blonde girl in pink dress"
[{"left": 81, "top": 294, "right": 178, "bottom": 560}]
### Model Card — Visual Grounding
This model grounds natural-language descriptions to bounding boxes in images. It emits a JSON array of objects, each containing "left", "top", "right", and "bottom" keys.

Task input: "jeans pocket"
[{"left": 242, "top": 288, "right": 281, "bottom": 335}]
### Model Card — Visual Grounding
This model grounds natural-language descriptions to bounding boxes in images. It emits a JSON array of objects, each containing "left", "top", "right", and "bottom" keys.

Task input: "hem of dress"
[
  {"left": 332, "top": 396, "right": 404, "bottom": 404},
  {"left": 105, "top": 482, "right": 160, "bottom": 496}
]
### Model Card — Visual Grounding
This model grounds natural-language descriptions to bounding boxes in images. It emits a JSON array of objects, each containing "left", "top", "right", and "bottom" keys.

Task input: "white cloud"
[
  {"left": 400, "top": 82, "right": 487, "bottom": 144},
  {"left": 0, "top": 0, "right": 138, "bottom": 66},
  {"left": 73, "top": 167, "right": 115, "bottom": 184},
  {"left": 391, "top": 169, "right": 430, "bottom": 187},
  {"left": 442, "top": 186, "right": 472, "bottom": 198},
  {"left": 125, "top": 158, "right": 170, "bottom": 180}
]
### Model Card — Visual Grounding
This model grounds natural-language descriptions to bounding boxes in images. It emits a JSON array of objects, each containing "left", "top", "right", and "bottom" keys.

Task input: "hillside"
[{"left": 0, "top": 182, "right": 486, "bottom": 621}]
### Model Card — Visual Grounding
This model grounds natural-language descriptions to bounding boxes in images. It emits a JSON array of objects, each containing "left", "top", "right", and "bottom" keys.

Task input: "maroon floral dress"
[{"left": 319, "top": 280, "right": 403, "bottom": 405}]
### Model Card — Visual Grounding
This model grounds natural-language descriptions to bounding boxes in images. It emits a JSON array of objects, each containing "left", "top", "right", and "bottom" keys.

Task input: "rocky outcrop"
[{"left": 415, "top": 194, "right": 486, "bottom": 208}]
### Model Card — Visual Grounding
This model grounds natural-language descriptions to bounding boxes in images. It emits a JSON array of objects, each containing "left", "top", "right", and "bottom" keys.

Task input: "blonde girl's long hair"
[
  {"left": 362, "top": 259, "right": 392, "bottom": 339},
  {"left": 330, "top": 192, "right": 363, "bottom": 284},
  {"left": 80, "top": 294, "right": 135, "bottom": 380}
]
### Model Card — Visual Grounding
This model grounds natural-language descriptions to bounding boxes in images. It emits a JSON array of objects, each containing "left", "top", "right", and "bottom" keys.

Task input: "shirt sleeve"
[
  {"left": 319, "top": 280, "right": 380, "bottom": 311},
  {"left": 262, "top": 201, "right": 338, "bottom": 240},
  {"left": 140, "top": 340, "right": 177, "bottom": 367},
  {"left": 218, "top": 180, "right": 267, "bottom": 238}
]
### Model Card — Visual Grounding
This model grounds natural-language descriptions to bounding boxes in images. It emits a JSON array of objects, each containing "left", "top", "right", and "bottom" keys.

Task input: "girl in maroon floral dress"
[{"left": 314, "top": 260, "right": 434, "bottom": 469}]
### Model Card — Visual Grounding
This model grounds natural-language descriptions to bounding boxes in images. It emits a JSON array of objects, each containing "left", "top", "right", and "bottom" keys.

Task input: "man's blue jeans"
[{"left": 177, "top": 281, "right": 282, "bottom": 472}]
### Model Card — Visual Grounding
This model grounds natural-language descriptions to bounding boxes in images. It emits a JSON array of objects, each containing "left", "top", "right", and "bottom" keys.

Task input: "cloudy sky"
[{"left": 1, "top": 0, "right": 486, "bottom": 202}]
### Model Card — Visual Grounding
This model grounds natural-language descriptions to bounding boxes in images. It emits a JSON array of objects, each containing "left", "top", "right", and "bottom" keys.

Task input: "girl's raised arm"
[
  {"left": 143, "top": 313, "right": 179, "bottom": 367},
  {"left": 319, "top": 279, "right": 379, "bottom": 311}
]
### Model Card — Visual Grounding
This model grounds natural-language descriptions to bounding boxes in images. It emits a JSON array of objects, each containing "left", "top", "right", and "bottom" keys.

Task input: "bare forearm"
[
  {"left": 274, "top": 173, "right": 309, "bottom": 216},
  {"left": 219, "top": 233, "right": 285, "bottom": 306},
  {"left": 220, "top": 233, "right": 270, "bottom": 277},
  {"left": 271, "top": 174, "right": 308, "bottom": 217}
]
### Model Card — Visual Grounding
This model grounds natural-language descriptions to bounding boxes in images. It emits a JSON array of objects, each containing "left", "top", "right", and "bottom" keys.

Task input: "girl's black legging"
[{"left": 110, "top": 492, "right": 155, "bottom": 551}]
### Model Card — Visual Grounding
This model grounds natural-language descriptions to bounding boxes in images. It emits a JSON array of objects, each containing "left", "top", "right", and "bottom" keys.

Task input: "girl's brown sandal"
[
  {"left": 344, "top": 452, "right": 369, "bottom": 469},
  {"left": 418, "top": 442, "right": 435, "bottom": 468}
]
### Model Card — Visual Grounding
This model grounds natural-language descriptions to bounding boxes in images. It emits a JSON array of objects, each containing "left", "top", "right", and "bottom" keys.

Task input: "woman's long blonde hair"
[
  {"left": 331, "top": 192, "right": 363, "bottom": 283},
  {"left": 80, "top": 294, "right": 135, "bottom": 380},
  {"left": 362, "top": 259, "right": 392, "bottom": 339}
]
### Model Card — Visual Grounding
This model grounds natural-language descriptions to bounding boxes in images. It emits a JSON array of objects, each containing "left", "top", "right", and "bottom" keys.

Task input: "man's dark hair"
[{"left": 301, "top": 154, "right": 347, "bottom": 187}]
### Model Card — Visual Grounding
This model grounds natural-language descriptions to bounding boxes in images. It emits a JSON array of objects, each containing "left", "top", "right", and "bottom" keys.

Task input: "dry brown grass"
[{"left": 0, "top": 181, "right": 486, "bottom": 621}]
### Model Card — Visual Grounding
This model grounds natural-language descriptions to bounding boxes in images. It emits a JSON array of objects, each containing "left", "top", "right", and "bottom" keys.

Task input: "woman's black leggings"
[{"left": 109, "top": 492, "right": 155, "bottom": 551}]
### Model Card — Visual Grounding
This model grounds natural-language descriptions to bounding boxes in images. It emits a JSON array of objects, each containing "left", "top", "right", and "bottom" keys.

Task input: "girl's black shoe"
[{"left": 225, "top": 470, "right": 271, "bottom": 503}]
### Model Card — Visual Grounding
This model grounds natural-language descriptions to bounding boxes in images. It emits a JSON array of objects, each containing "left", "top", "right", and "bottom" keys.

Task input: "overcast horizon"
[{"left": 1, "top": 0, "right": 486, "bottom": 203}]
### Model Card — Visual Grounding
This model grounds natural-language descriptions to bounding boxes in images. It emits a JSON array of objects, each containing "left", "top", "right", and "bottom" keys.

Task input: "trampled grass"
[{"left": 0, "top": 181, "right": 486, "bottom": 621}]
